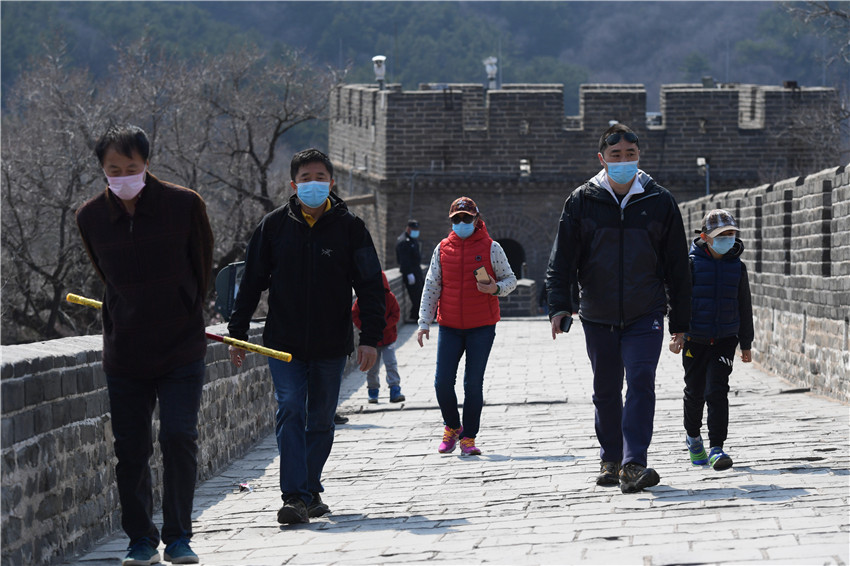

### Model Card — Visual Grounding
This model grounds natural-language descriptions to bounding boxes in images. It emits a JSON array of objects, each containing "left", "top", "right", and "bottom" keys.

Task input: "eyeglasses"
[
  {"left": 451, "top": 214, "right": 476, "bottom": 224},
  {"left": 605, "top": 131, "right": 639, "bottom": 147}
]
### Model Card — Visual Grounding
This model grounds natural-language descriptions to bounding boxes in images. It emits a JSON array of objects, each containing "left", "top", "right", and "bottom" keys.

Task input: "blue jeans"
[
  {"left": 106, "top": 358, "right": 205, "bottom": 546},
  {"left": 434, "top": 324, "right": 496, "bottom": 439},
  {"left": 268, "top": 355, "right": 346, "bottom": 504},
  {"left": 582, "top": 313, "right": 664, "bottom": 467},
  {"left": 366, "top": 343, "right": 401, "bottom": 390}
]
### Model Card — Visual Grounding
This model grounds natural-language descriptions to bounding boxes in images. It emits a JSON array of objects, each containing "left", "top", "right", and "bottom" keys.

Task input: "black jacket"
[
  {"left": 227, "top": 192, "right": 385, "bottom": 360},
  {"left": 546, "top": 173, "right": 692, "bottom": 332},
  {"left": 688, "top": 238, "right": 754, "bottom": 349},
  {"left": 76, "top": 173, "right": 214, "bottom": 378},
  {"left": 395, "top": 232, "right": 423, "bottom": 282}
]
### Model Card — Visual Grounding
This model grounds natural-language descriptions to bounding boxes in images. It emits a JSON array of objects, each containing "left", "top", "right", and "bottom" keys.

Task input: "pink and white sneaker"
[
  {"left": 438, "top": 426, "right": 463, "bottom": 453},
  {"left": 460, "top": 437, "right": 481, "bottom": 456}
]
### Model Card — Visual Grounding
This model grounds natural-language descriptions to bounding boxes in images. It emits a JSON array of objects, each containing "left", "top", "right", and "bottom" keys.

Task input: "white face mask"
[{"left": 105, "top": 168, "right": 146, "bottom": 200}]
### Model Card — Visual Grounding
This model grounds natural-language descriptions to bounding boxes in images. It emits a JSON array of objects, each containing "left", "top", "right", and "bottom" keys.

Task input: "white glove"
[{"left": 406, "top": 273, "right": 415, "bottom": 285}]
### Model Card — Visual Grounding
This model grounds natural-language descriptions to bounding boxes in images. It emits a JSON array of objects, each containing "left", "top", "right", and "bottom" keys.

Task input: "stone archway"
[{"left": 497, "top": 238, "right": 526, "bottom": 279}]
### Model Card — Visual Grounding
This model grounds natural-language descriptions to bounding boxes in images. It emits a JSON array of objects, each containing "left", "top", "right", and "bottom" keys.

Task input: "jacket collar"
[
  {"left": 590, "top": 168, "right": 654, "bottom": 208},
  {"left": 287, "top": 190, "right": 348, "bottom": 223},
  {"left": 106, "top": 171, "right": 164, "bottom": 223}
]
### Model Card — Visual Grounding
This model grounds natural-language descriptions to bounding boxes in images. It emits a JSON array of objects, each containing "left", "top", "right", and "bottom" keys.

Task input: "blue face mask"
[
  {"left": 605, "top": 160, "right": 639, "bottom": 185},
  {"left": 296, "top": 181, "right": 330, "bottom": 209},
  {"left": 410, "top": 230, "right": 420, "bottom": 239},
  {"left": 452, "top": 222, "right": 475, "bottom": 239},
  {"left": 709, "top": 236, "right": 735, "bottom": 255}
]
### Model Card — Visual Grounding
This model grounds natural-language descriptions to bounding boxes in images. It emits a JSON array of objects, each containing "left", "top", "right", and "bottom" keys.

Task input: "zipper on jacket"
[
  {"left": 619, "top": 207, "right": 625, "bottom": 329},
  {"left": 617, "top": 191, "right": 661, "bottom": 329}
]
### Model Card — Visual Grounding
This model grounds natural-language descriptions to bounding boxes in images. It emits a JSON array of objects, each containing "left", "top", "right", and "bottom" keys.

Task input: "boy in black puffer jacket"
[{"left": 669, "top": 209, "right": 754, "bottom": 471}]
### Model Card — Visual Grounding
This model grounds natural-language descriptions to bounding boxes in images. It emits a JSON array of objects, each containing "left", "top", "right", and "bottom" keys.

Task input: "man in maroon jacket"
[{"left": 76, "top": 124, "right": 213, "bottom": 566}]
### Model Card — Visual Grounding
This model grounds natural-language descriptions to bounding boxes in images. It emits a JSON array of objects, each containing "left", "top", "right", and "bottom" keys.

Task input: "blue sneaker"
[
  {"left": 122, "top": 538, "right": 160, "bottom": 565},
  {"left": 708, "top": 446, "right": 733, "bottom": 471},
  {"left": 163, "top": 538, "right": 199, "bottom": 564},
  {"left": 686, "top": 435, "right": 709, "bottom": 465},
  {"left": 389, "top": 385, "right": 405, "bottom": 403},
  {"left": 367, "top": 388, "right": 379, "bottom": 403}
]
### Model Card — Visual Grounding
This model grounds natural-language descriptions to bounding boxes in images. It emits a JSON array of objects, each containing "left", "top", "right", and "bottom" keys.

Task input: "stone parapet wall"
[
  {"left": 678, "top": 165, "right": 850, "bottom": 402},
  {"left": 499, "top": 279, "right": 539, "bottom": 317}
]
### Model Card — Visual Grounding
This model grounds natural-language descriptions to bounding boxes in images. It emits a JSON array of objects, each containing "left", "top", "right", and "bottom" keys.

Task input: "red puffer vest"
[{"left": 437, "top": 220, "right": 500, "bottom": 329}]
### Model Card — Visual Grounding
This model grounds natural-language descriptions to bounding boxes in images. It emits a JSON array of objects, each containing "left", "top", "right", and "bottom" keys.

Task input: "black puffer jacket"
[
  {"left": 546, "top": 173, "right": 692, "bottom": 332},
  {"left": 228, "top": 192, "right": 385, "bottom": 360}
]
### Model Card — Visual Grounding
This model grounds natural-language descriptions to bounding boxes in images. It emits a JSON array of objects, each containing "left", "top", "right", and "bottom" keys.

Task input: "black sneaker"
[
  {"left": 307, "top": 492, "right": 331, "bottom": 518},
  {"left": 619, "top": 462, "right": 660, "bottom": 493},
  {"left": 333, "top": 413, "right": 349, "bottom": 425},
  {"left": 596, "top": 461, "right": 620, "bottom": 486},
  {"left": 277, "top": 496, "right": 309, "bottom": 524}
]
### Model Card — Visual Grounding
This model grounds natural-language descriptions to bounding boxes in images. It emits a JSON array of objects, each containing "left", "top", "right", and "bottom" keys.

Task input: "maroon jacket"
[
  {"left": 76, "top": 172, "right": 214, "bottom": 378},
  {"left": 353, "top": 272, "right": 400, "bottom": 346}
]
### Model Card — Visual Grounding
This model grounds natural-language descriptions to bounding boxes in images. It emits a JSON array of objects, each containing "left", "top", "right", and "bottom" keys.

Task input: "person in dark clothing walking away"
[
  {"left": 396, "top": 219, "right": 424, "bottom": 321},
  {"left": 227, "top": 148, "right": 385, "bottom": 525},
  {"left": 76, "top": 124, "right": 214, "bottom": 565},
  {"left": 545, "top": 123, "right": 691, "bottom": 494},
  {"left": 669, "top": 209, "right": 754, "bottom": 472}
]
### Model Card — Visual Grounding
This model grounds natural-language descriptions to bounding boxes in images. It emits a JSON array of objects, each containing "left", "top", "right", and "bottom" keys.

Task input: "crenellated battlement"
[{"left": 329, "top": 81, "right": 839, "bottom": 199}]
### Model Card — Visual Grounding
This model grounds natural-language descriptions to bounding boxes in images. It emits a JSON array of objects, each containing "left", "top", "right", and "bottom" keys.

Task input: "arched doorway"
[{"left": 497, "top": 239, "right": 526, "bottom": 279}]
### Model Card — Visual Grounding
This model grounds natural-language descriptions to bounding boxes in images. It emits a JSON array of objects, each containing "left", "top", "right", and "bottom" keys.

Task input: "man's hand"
[
  {"left": 669, "top": 333, "right": 684, "bottom": 354},
  {"left": 357, "top": 345, "right": 378, "bottom": 372},
  {"left": 229, "top": 345, "right": 247, "bottom": 368},
  {"left": 406, "top": 273, "right": 415, "bottom": 285},
  {"left": 476, "top": 279, "right": 498, "bottom": 295},
  {"left": 741, "top": 349, "right": 752, "bottom": 363},
  {"left": 550, "top": 314, "right": 567, "bottom": 340},
  {"left": 417, "top": 328, "right": 429, "bottom": 347}
]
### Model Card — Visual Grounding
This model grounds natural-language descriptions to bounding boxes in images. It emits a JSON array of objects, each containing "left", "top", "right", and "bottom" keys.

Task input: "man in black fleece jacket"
[
  {"left": 228, "top": 148, "right": 385, "bottom": 525},
  {"left": 76, "top": 124, "right": 213, "bottom": 565}
]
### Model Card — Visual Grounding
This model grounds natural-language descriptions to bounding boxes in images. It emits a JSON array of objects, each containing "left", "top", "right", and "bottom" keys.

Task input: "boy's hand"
[
  {"left": 741, "top": 349, "right": 752, "bottom": 363},
  {"left": 669, "top": 333, "right": 684, "bottom": 354},
  {"left": 417, "top": 328, "right": 429, "bottom": 347}
]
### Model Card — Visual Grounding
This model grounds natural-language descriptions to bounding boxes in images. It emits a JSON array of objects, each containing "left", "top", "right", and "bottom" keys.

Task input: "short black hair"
[
  {"left": 290, "top": 148, "right": 334, "bottom": 181},
  {"left": 598, "top": 123, "right": 639, "bottom": 155},
  {"left": 95, "top": 124, "right": 150, "bottom": 165}
]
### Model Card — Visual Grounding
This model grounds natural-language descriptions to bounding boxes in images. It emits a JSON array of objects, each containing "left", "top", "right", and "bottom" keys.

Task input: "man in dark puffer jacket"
[{"left": 546, "top": 123, "right": 691, "bottom": 494}]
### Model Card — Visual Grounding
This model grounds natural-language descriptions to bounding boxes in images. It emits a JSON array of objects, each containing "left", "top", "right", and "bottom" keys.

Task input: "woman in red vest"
[{"left": 416, "top": 197, "right": 517, "bottom": 456}]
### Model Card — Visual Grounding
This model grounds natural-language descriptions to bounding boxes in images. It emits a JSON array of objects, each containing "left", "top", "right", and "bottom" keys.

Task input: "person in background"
[
  {"left": 417, "top": 197, "right": 517, "bottom": 456},
  {"left": 545, "top": 123, "right": 691, "bottom": 494},
  {"left": 670, "top": 209, "right": 754, "bottom": 472},
  {"left": 353, "top": 271, "right": 406, "bottom": 403},
  {"left": 227, "top": 148, "right": 385, "bottom": 524},
  {"left": 396, "top": 219, "right": 424, "bottom": 321},
  {"left": 76, "top": 124, "right": 213, "bottom": 565}
]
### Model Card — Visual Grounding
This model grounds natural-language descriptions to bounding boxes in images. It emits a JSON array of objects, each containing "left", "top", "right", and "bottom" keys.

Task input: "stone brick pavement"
[{"left": 72, "top": 318, "right": 849, "bottom": 565}]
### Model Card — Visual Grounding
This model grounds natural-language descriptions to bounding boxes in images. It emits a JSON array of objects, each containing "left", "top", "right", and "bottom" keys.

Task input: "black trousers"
[
  {"left": 106, "top": 358, "right": 205, "bottom": 546},
  {"left": 682, "top": 336, "right": 738, "bottom": 448},
  {"left": 404, "top": 279, "right": 424, "bottom": 319}
]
